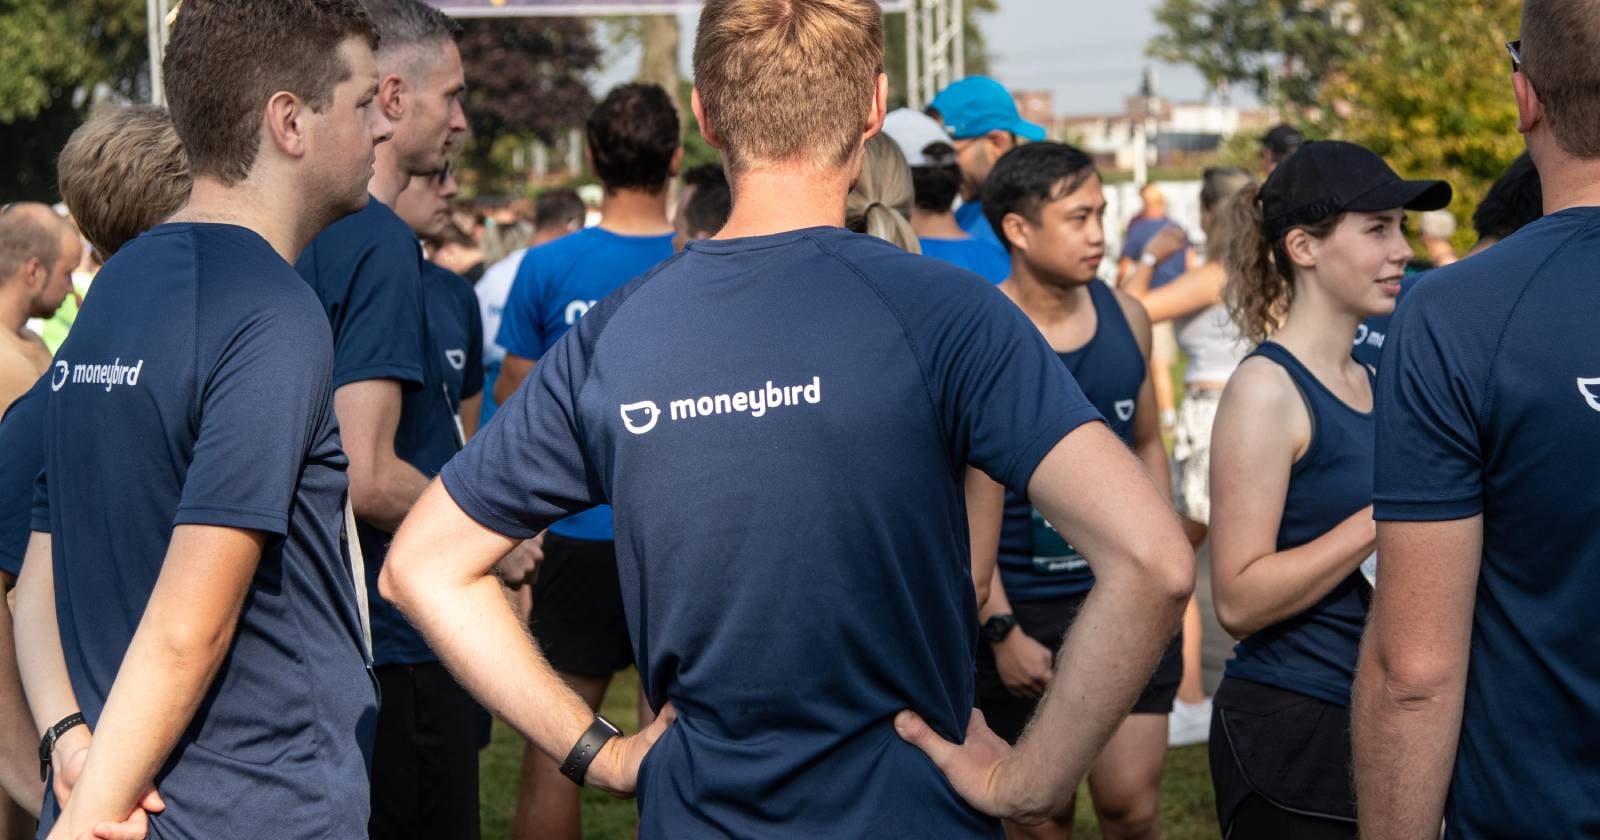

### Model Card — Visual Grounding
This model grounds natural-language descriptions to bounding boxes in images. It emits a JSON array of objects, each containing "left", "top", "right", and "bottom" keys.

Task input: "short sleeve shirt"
[
  {"left": 955, "top": 200, "right": 1006, "bottom": 252},
  {"left": 0, "top": 375, "right": 46, "bottom": 579},
  {"left": 423, "top": 261, "right": 485, "bottom": 408},
  {"left": 1374, "top": 207, "right": 1600, "bottom": 837},
  {"left": 919, "top": 236, "right": 1012, "bottom": 284},
  {"left": 442, "top": 226, "right": 1101, "bottom": 838},
  {"left": 32, "top": 223, "right": 374, "bottom": 839},
  {"left": 1121, "top": 218, "right": 1190, "bottom": 290},
  {"left": 494, "top": 226, "right": 675, "bottom": 541},
  {"left": 296, "top": 198, "right": 461, "bottom": 665}
]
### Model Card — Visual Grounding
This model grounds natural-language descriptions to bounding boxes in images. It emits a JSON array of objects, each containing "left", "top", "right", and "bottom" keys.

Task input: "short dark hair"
[
  {"left": 981, "top": 142, "right": 1098, "bottom": 252},
  {"left": 1472, "top": 153, "right": 1543, "bottom": 242},
  {"left": 163, "top": 0, "right": 378, "bottom": 186},
  {"left": 534, "top": 188, "right": 585, "bottom": 231},
  {"left": 1521, "top": 0, "right": 1600, "bottom": 159},
  {"left": 364, "top": 0, "right": 461, "bottom": 59},
  {"left": 586, "top": 83, "right": 680, "bottom": 192},
  {"left": 681, "top": 164, "right": 731, "bottom": 238},
  {"left": 910, "top": 163, "right": 962, "bottom": 213}
]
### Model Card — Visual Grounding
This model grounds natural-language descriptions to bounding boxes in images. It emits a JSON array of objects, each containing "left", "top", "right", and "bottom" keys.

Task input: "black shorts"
[
  {"left": 529, "top": 533, "right": 634, "bottom": 677},
  {"left": 370, "top": 662, "right": 481, "bottom": 840},
  {"left": 1208, "top": 676, "right": 1357, "bottom": 836},
  {"left": 976, "top": 592, "right": 1183, "bottom": 745}
]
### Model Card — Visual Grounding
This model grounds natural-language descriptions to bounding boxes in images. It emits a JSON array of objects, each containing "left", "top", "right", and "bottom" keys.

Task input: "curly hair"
[{"left": 1220, "top": 184, "right": 1341, "bottom": 345}]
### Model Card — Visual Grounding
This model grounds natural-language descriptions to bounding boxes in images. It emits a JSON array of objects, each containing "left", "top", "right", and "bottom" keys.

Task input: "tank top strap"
[{"left": 1087, "top": 280, "right": 1138, "bottom": 353}]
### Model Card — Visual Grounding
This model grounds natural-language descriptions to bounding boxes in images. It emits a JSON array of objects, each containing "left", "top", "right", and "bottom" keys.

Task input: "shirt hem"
[
  {"left": 1000, "top": 408, "right": 1106, "bottom": 494},
  {"left": 1372, "top": 496, "right": 1483, "bottom": 522},
  {"left": 440, "top": 465, "right": 541, "bottom": 540},
  {"left": 333, "top": 363, "right": 425, "bottom": 391},
  {"left": 173, "top": 505, "right": 290, "bottom": 537}
]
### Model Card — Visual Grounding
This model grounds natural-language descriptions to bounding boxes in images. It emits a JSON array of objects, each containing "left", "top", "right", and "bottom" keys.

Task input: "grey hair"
[{"left": 364, "top": 0, "right": 461, "bottom": 57}]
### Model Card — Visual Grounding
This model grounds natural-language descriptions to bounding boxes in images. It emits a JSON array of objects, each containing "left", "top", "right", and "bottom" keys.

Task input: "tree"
[
  {"left": 1148, "top": 0, "right": 1357, "bottom": 111},
  {"left": 455, "top": 17, "right": 602, "bottom": 194}
]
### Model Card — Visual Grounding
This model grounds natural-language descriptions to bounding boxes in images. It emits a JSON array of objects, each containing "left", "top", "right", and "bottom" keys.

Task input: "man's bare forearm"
[
  {"left": 15, "top": 535, "right": 80, "bottom": 745},
  {"left": 352, "top": 456, "right": 430, "bottom": 533},
  {"left": 1351, "top": 653, "right": 1461, "bottom": 839}
]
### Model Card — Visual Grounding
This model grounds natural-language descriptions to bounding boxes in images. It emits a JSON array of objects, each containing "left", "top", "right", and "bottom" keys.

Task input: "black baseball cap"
[
  {"left": 1260, "top": 123, "right": 1304, "bottom": 157},
  {"left": 1261, "top": 140, "right": 1453, "bottom": 241}
]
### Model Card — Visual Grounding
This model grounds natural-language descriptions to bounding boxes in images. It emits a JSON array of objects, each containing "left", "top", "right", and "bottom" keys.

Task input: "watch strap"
[
  {"left": 559, "top": 714, "right": 622, "bottom": 787},
  {"left": 39, "top": 712, "right": 86, "bottom": 782}
]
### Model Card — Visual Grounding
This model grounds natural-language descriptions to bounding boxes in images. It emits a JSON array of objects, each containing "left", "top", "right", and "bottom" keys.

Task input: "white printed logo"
[
  {"left": 620, "top": 401, "right": 661, "bottom": 435},
  {"left": 1114, "top": 399, "right": 1136, "bottom": 422},
  {"left": 1352, "top": 324, "right": 1369, "bottom": 347},
  {"left": 50, "top": 361, "right": 69, "bottom": 392},
  {"left": 564, "top": 299, "right": 597, "bottom": 325},
  {"left": 51, "top": 357, "right": 144, "bottom": 393},
  {"left": 1579, "top": 377, "right": 1600, "bottom": 413},
  {"left": 445, "top": 349, "right": 466, "bottom": 371}
]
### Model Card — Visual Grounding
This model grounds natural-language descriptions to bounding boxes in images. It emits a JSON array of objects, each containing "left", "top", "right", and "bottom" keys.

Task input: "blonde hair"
[
  {"left": 1220, "top": 184, "right": 1341, "bottom": 345},
  {"left": 58, "top": 104, "right": 191, "bottom": 260},
  {"left": 846, "top": 133, "right": 918, "bottom": 253},
  {"left": 693, "top": 0, "right": 884, "bottom": 173}
]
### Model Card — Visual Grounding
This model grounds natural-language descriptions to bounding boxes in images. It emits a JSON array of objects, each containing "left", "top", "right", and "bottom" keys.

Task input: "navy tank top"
[
  {"left": 998, "top": 281, "right": 1146, "bottom": 601},
  {"left": 1224, "top": 341, "right": 1374, "bottom": 707}
]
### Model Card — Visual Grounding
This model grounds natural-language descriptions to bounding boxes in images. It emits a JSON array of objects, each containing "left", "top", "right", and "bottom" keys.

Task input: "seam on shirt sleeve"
[
  {"left": 999, "top": 407, "right": 1106, "bottom": 493},
  {"left": 1372, "top": 494, "right": 1484, "bottom": 522},
  {"left": 173, "top": 503, "right": 290, "bottom": 537},
  {"left": 440, "top": 464, "right": 540, "bottom": 540},
  {"left": 333, "top": 363, "right": 425, "bottom": 390}
]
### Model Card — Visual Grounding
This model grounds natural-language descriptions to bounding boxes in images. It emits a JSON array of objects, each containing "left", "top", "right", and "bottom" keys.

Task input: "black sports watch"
[
  {"left": 981, "top": 614, "right": 1018, "bottom": 644},
  {"left": 39, "top": 712, "right": 86, "bottom": 782},
  {"left": 559, "top": 714, "right": 622, "bottom": 787}
]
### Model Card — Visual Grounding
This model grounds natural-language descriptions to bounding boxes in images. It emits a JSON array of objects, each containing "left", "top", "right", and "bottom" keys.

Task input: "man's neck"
[
  {"left": 369, "top": 143, "right": 411, "bottom": 208},
  {"left": 597, "top": 187, "right": 673, "bottom": 236},
  {"left": 1541, "top": 165, "right": 1600, "bottom": 216},
  {"left": 910, "top": 208, "right": 967, "bottom": 239},
  {"left": 718, "top": 165, "right": 852, "bottom": 239},
  {"left": 1004, "top": 261, "right": 1091, "bottom": 324},
  {"left": 0, "top": 286, "right": 29, "bottom": 336},
  {"left": 172, "top": 177, "right": 307, "bottom": 263}
]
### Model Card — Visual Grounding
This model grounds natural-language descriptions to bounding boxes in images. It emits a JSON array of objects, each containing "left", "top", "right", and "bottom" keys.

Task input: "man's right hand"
[
  {"left": 894, "top": 709, "right": 1045, "bottom": 822},
  {"left": 584, "top": 702, "right": 678, "bottom": 799},
  {"left": 493, "top": 532, "right": 544, "bottom": 589},
  {"left": 992, "top": 631, "right": 1054, "bottom": 699}
]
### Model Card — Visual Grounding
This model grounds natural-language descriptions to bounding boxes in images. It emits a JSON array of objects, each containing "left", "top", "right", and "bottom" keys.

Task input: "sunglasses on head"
[{"left": 1506, "top": 39, "right": 1523, "bottom": 73}]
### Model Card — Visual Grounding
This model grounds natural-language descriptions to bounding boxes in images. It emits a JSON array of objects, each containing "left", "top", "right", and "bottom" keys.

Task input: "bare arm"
[
  {"left": 14, "top": 534, "right": 91, "bottom": 810},
  {"left": 1208, "top": 361, "right": 1376, "bottom": 639},
  {"left": 1119, "top": 292, "right": 1172, "bottom": 502},
  {"left": 0, "top": 570, "right": 43, "bottom": 816},
  {"left": 898, "top": 422, "right": 1193, "bottom": 822},
  {"left": 964, "top": 467, "right": 1003, "bottom": 609},
  {"left": 493, "top": 354, "right": 536, "bottom": 406},
  {"left": 1353, "top": 517, "right": 1479, "bottom": 839},
  {"left": 1132, "top": 262, "right": 1227, "bottom": 325},
  {"left": 336, "top": 380, "right": 431, "bottom": 532},
  {"left": 379, "top": 481, "right": 673, "bottom": 797},
  {"left": 459, "top": 393, "right": 483, "bottom": 441}
]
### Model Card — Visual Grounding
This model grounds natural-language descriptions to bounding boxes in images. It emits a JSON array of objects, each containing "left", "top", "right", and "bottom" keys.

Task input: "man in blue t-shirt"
[
  {"left": 1353, "top": 5, "right": 1600, "bottom": 835},
  {"left": 490, "top": 81, "right": 679, "bottom": 840},
  {"left": 380, "top": 1, "right": 1193, "bottom": 836},
  {"left": 928, "top": 76, "right": 1048, "bottom": 254},
  {"left": 883, "top": 108, "right": 1011, "bottom": 283},
  {"left": 293, "top": 2, "right": 476, "bottom": 837},
  {"left": 12, "top": 2, "right": 389, "bottom": 837}
]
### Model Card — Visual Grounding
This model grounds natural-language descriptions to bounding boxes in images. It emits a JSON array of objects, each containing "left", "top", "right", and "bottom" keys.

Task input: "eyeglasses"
[
  {"left": 436, "top": 161, "right": 453, "bottom": 186},
  {"left": 1506, "top": 39, "right": 1523, "bottom": 74}
]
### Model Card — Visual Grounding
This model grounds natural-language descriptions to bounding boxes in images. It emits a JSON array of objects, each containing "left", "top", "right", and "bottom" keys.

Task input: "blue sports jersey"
[
  {"left": 494, "top": 226, "right": 675, "bottom": 542},
  {"left": 997, "top": 280, "right": 1145, "bottom": 601},
  {"left": 423, "top": 260, "right": 485, "bottom": 410},
  {"left": 296, "top": 198, "right": 460, "bottom": 666},
  {"left": 442, "top": 226, "right": 1101, "bottom": 838},
  {"left": 1122, "top": 218, "right": 1190, "bottom": 291},
  {"left": 1374, "top": 207, "right": 1600, "bottom": 837},
  {"left": 955, "top": 200, "right": 1006, "bottom": 252},
  {"left": 1224, "top": 342, "right": 1373, "bottom": 707},
  {"left": 0, "top": 376, "right": 46, "bottom": 579},
  {"left": 919, "top": 236, "right": 1011, "bottom": 284},
  {"left": 32, "top": 223, "right": 375, "bottom": 838}
]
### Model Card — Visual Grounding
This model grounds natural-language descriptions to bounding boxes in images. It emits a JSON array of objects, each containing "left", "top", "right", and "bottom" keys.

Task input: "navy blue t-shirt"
[
  {"left": 1374, "top": 207, "right": 1600, "bottom": 837},
  {"left": 0, "top": 376, "right": 46, "bottom": 579},
  {"left": 1122, "top": 218, "right": 1190, "bottom": 291},
  {"left": 442, "top": 227, "right": 1101, "bottom": 838},
  {"left": 997, "top": 280, "right": 1145, "bottom": 601},
  {"left": 32, "top": 223, "right": 375, "bottom": 838},
  {"left": 296, "top": 198, "right": 460, "bottom": 666},
  {"left": 920, "top": 236, "right": 1011, "bottom": 284},
  {"left": 1224, "top": 342, "right": 1372, "bottom": 707},
  {"left": 495, "top": 226, "right": 675, "bottom": 543},
  {"left": 955, "top": 200, "right": 1005, "bottom": 252},
  {"left": 423, "top": 260, "right": 485, "bottom": 411}
]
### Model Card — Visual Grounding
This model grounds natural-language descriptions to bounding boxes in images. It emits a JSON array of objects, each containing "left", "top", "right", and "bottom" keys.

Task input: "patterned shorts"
[{"left": 1172, "top": 386, "right": 1224, "bottom": 525}]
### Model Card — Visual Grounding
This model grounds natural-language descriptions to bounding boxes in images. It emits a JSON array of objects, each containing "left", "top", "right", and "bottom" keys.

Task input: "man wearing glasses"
[
  {"left": 927, "top": 76, "right": 1048, "bottom": 255},
  {"left": 1353, "top": 1, "right": 1600, "bottom": 836}
]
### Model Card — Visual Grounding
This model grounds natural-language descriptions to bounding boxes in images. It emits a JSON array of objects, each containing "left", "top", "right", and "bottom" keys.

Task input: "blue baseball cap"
[{"left": 928, "top": 76, "right": 1047, "bottom": 141}]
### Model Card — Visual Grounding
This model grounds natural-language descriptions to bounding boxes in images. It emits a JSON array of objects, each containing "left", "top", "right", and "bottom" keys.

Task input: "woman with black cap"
[{"left": 1204, "top": 140, "right": 1451, "bottom": 838}]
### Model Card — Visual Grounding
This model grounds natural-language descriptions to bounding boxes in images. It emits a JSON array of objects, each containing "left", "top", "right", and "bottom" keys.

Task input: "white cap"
[{"left": 882, "top": 108, "right": 956, "bottom": 167}]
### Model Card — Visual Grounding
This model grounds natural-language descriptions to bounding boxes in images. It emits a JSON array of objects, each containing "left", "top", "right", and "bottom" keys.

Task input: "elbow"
[
  {"left": 1212, "top": 599, "right": 1260, "bottom": 641},
  {"left": 1360, "top": 645, "right": 1462, "bottom": 711},
  {"left": 376, "top": 549, "right": 415, "bottom": 612},
  {"left": 1135, "top": 526, "right": 1195, "bottom": 608}
]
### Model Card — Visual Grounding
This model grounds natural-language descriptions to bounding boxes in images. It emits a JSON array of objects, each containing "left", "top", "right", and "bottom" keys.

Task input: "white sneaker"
[{"left": 1168, "top": 697, "right": 1212, "bottom": 747}]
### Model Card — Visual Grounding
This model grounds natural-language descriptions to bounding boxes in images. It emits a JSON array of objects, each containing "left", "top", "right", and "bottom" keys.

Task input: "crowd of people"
[{"left": 0, "top": 0, "right": 1594, "bottom": 837}]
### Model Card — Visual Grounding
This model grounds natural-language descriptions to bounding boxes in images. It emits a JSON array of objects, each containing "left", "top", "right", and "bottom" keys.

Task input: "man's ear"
[
  {"left": 691, "top": 88, "right": 723, "bottom": 151},
  {"left": 1001, "top": 212, "right": 1032, "bottom": 256},
  {"left": 19, "top": 257, "right": 47, "bottom": 295},
  {"left": 378, "top": 72, "right": 407, "bottom": 123},
  {"left": 864, "top": 72, "right": 889, "bottom": 140},
  {"left": 1512, "top": 72, "right": 1542, "bottom": 136},
  {"left": 263, "top": 90, "right": 309, "bottom": 160},
  {"left": 668, "top": 147, "right": 685, "bottom": 180}
]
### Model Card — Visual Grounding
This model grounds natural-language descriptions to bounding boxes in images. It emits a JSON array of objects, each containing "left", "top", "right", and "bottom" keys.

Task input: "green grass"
[{"left": 478, "top": 669, "right": 1219, "bottom": 839}]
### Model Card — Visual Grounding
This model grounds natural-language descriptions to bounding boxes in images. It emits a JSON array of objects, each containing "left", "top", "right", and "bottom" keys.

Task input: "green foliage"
[{"left": 1149, "top": 0, "right": 1357, "bottom": 111}]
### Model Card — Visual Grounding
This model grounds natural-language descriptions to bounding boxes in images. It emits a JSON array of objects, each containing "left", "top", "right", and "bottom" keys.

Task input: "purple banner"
[{"left": 430, "top": 0, "right": 908, "bottom": 16}]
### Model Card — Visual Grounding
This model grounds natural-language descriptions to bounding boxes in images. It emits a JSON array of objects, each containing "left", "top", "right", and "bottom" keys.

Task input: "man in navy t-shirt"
[
  {"left": 490, "top": 81, "right": 679, "bottom": 840},
  {"left": 1353, "top": 5, "right": 1600, "bottom": 835},
  {"left": 293, "top": 1, "right": 476, "bottom": 837},
  {"left": 380, "top": 1, "right": 1193, "bottom": 836},
  {"left": 929, "top": 76, "right": 1048, "bottom": 254},
  {"left": 12, "top": 2, "right": 389, "bottom": 837}
]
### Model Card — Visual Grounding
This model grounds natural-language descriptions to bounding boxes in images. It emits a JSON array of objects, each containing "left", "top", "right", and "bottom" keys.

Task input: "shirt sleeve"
[
  {"left": 892, "top": 264, "right": 1104, "bottom": 496},
  {"left": 495, "top": 254, "right": 547, "bottom": 360},
  {"left": 175, "top": 302, "right": 338, "bottom": 535},
  {"left": 463, "top": 288, "right": 485, "bottom": 400},
  {"left": 1372, "top": 281, "right": 1488, "bottom": 521},
  {"left": 441, "top": 295, "right": 604, "bottom": 539},
  {"left": 0, "top": 379, "right": 47, "bottom": 576},
  {"left": 331, "top": 237, "right": 428, "bottom": 390}
]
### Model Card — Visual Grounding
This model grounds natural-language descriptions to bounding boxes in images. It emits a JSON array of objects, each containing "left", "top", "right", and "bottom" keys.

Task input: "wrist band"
[
  {"left": 559, "top": 714, "right": 622, "bottom": 787},
  {"left": 39, "top": 712, "right": 86, "bottom": 782}
]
